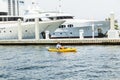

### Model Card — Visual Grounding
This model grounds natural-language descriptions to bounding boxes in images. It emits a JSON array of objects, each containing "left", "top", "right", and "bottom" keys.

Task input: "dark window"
[
  {"left": 0, "top": 18, "right": 2, "bottom": 21},
  {"left": 10, "top": 30, "right": 12, "bottom": 33},
  {"left": 68, "top": 24, "right": 73, "bottom": 27},
  {"left": 59, "top": 26, "right": 61, "bottom": 28},
  {"left": 49, "top": 17, "right": 54, "bottom": 20},
  {"left": 59, "top": 25, "right": 66, "bottom": 28},
  {"left": 3, "top": 18, "right": 7, "bottom": 21},
  {"left": 57, "top": 17, "right": 60, "bottom": 20},
  {"left": 29, "top": 19, "right": 31, "bottom": 21},
  {"left": 61, "top": 25, "right": 63, "bottom": 28},
  {"left": 7, "top": 17, "right": 23, "bottom": 21},
  {"left": 56, "top": 16, "right": 73, "bottom": 20},
  {"left": 26, "top": 19, "right": 33, "bottom": 22},
  {"left": 0, "top": 12, "right": 7, "bottom": 15},
  {"left": 62, "top": 25, "right": 66, "bottom": 28},
  {"left": 39, "top": 18, "right": 42, "bottom": 21},
  {"left": 26, "top": 19, "right": 28, "bottom": 22}
]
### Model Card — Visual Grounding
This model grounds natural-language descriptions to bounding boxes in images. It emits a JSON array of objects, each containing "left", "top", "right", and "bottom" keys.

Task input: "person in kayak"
[{"left": 56, "top": 42, "right": 64, "bottom": 49}]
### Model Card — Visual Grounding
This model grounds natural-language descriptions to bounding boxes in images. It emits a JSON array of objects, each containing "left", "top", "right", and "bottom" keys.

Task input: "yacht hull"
[
  {"left": 0, "top": 20, "right": 64, "bottom": 40},
  {"left": 51, "top": 21, "right": 110, "bottom": 38}
]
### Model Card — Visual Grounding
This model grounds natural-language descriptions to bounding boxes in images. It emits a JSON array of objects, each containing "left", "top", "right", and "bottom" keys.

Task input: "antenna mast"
[{"left": 59, "top": 0, "right": 62, "bottom": 13}]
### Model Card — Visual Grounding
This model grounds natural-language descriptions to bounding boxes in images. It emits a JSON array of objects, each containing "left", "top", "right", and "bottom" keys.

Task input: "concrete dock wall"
[{"left": 0, "top": 38, "right": 120, "bottom": 45}]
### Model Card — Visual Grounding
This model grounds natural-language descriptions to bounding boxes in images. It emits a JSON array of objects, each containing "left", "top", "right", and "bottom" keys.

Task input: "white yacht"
[
  {"left": 27, "top": 11, "right": 110, "bottom": 38},
  {"left": 0, "top": 12, "right": 65, "bottom": 40}
]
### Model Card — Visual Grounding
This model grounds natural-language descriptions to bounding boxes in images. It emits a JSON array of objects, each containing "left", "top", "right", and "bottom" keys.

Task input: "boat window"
[
  {"left": 10, "top": 17, "right": 16, "bottom": 21},
  {"left": 49, "top": 17, "right": 54, "bottom": 20},
  {"left": 64, "top": 25, "right": 66, "bottom": 28},
  {"left": 45, "top": 14, "right": 49, "bottom": 16},
  {"left": 66, "top": 16, "right": 73, "bottom": 19},
  {"left": 57, "top": 17, "right": 60, "bottom": 20},
  {"left": 0, "top": 12, "right": 7, "bottom": 15},
  {"left": 19, "top": 17, "right": 23, "bottom": 21},
  {"left": 39, "top": 18, "right": 42, "bottom": 21},
  {"left": 8, "top": 17, "right": 14, "bottom": 21},
  {"left": 29, "top": 19, "right": 34, "bottom": 22},
  {"left": 68, "top": 24, "right": 73, "bottom": 27},
  {"left": 25, "top": 19, "right": 29, "bottom": 22},
  {"left": 3, "top": 18, "right": 7, "bottom": 21},
  {"left": 32, "top": 19, "right": 35, "bottom": 22},
  {"left": 0, "top": 17, "right": 23, "bottom": 21},
  {"left": 59, "top": 25, "right": 66, "bottom": 28},
  {"left": 57, "top": 16, "right": 73, "bottom": 20},
  {"left": 59, "top": 26, "right": 61, "bottom": 28},
  {"left": 57, "top": 17, "right": 64, "bottom": 20},
  {"left": 29, "top": 19, "right": 31, "bottom": 22},
  {"left": 8, "top": 17, "right": 11, "bottom": 21},
  {"left": 70, "top": 32, "right": 72, "bottom": 34},
  {"left": 25, "top": 19, "right": 35, "bottom": 22},
  {"left": 70, "top": 16, "right": 73, "bottom": 19},
  {"left": 0, "top": 18, "right": 2, "bottom": 21},
  {"left": 10, "top": 30, "right": 12, "bottom": 33},
  {"left": 68, "top": 25, "right": 70, "bottom": 27},
  {"left": 59, "top": 25, "right": 61, "bottom": 28},
  {"left": 31, "top": 19, "right": 35, "bottom": 22},
  {"left": 8, "top": 17, "right": 23, "bottom": 21}
]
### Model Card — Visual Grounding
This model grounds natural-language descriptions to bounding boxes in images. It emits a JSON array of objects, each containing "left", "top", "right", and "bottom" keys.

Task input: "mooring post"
[
  {"left": 92, "top": 23, "right": 95, "bottom": 39},
  {"left": 108, "top": 13, "right": 119, "bottom": 39},
  {"left": 35, "top": 17, "right": 39, "bottom": 40},
  {"left": 110, "top": 13, "right": 115, "bottom": 30},
  {"left": 79, "top": 29, "right": 84, "bottom": 39},
  {"left": 45, "top": 30, "right": 50, "bottom": 39},
  {"left": 18, "top": 19, "right": 22, "bottom": 40}
]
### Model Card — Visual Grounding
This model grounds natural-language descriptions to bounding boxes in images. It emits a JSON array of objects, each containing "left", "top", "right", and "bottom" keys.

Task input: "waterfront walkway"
[{"left": 0, "top": 38, "right": 120, "bottom": 45}]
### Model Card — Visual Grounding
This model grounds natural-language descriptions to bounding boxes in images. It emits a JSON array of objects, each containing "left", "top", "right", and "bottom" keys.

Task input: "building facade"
[
  {"left": 8, "top": 0, "right": 25, "bottom": 16},
  {"left": 0, "top": 0, "right": 8, "bottom": 15},
  {"left": 0, "top": 0, "right": 25, "bottom": 16}
]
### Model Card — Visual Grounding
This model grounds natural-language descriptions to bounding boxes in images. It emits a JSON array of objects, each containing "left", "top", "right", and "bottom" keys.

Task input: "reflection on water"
[{"left": 0, "top": 45, "right": 120, "bottom": 80}]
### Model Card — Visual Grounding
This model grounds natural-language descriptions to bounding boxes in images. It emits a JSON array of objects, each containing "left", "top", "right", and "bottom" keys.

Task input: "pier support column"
[
  {"left": 35, "top": 18, "right": 39, "bottom": 40},
  {"left": 79, "top": 29, "right": 84, "bottom": 39},
  {"left": 18, "top": 19, "right": 22, "bottom": 40},
  {"left": 108, "top": 13, "right": 119, "bottom": 39},
  {"left": 45, "top": 30, "right": 50, "bottom": 39}
]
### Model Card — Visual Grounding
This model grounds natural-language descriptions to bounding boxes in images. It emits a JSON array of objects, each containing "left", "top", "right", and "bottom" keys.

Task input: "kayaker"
[{"left": 56, "top": 42, "right": 64, "bottom": 49}]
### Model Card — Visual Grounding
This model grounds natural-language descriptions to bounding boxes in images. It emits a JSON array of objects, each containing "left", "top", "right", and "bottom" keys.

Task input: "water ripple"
[
  {"left": 0, "top": 45, "right": 120, "bottom": 80},
  {"left": 0, "top": 74, "right": 9, "bottom": 78},
  {"left": 15, "top": 65, "right": 55, "bottom": 71}
]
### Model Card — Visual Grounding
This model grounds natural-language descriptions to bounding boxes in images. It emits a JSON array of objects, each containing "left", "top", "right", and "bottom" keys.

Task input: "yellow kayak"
[{"left": 48, "top": 48, "right": 77, "bottom": 52}]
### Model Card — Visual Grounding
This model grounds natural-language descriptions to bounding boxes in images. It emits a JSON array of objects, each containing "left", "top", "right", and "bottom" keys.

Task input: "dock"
[{"left": 0, "top": 38, "right": 120, "bottom": 45}]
